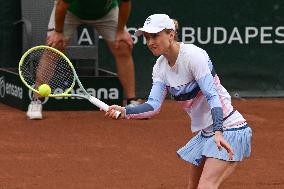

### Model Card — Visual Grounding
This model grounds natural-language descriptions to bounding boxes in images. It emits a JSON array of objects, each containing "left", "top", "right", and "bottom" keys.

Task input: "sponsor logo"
[
  {"left": 145, "top": 17, "right": 151, "bottom": 25},
  {"left": 28, "top": 86, "right": 119, "bottom": 103},
  {"left": 0, "top": 76, "right": 23, "bottom": 99},
  {"left": 52, "top": 87, "right": 119, "bottom": 100},
  {"left": 6, "top": 83, "right": 23, "bottom": 99},
  {"left": 0, "top": 76, "right": 5, "bottom": 98}
]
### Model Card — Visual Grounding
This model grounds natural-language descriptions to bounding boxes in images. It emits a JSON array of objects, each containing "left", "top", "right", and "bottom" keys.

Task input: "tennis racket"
[{"left": 18, "top": 45, "right": 121, "bottom": 118}]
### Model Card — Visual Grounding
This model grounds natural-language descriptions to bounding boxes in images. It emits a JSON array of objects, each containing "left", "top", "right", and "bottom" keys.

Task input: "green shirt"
[{"left": 63, "top": 0, "right": 118, "bottom": 20}]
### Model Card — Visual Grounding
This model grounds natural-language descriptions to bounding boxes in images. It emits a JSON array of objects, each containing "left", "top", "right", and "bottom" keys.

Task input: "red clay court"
[{"left": 0, "top": 98, "right": 283, "bottom": 189}]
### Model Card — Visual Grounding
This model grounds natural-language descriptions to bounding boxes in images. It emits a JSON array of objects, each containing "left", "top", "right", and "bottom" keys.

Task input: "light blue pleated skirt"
[{"left": 177, "top": 125, "right": 252, "bottom": 166}]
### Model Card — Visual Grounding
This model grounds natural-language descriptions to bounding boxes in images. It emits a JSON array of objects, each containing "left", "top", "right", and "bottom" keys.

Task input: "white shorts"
[{"left": 48, "top": 1, "right": 119, "bottom": 42}]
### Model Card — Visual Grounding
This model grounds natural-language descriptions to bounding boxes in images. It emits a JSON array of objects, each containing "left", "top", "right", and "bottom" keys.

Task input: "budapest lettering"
[{"left": 128, "top": 26, "right": 284, "bottom": 45}]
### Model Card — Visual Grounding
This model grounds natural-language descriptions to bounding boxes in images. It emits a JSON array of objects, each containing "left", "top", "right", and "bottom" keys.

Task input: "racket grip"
[{"left": 89, "top": 96, "right": 121, "bottom": 119}]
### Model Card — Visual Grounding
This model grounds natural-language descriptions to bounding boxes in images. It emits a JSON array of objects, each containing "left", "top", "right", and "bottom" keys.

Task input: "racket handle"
[{"left": 89, "top": 96, "right": 121, "bottom": 119}]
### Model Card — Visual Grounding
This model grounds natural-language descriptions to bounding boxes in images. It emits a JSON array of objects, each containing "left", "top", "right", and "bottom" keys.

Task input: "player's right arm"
[
  {"left": 115, "top": 0, "right": 133, "bottom": 49},
  {"left": 107, "top": 61, "right": 167, "bottom": 119},
  {"left": 106, "top": 81, "right": 167, "bottom": 119},
  {"left": 46, "top": 0, "right": 70, "bottom": 50},
  {"left": 55, "top": 0, "right": 69, "bottom": 33}
]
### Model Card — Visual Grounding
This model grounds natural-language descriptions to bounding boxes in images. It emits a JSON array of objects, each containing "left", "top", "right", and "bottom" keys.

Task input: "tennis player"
[{"left": 105, "top": 14, "right": 252, "bottom": 188}]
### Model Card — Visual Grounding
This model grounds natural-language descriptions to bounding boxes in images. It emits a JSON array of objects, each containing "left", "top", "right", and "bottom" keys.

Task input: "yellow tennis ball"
[{"left": 38, "top": 84, "right": 51, "bottom": 97}]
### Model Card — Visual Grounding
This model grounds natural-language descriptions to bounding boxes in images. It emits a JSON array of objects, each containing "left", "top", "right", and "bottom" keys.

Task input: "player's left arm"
[
  {"left": 190, "top": 51, "right": 234, "bottom": 159},
  {"left": 190, "top": 51, "right": 223, "bottom": 133}
]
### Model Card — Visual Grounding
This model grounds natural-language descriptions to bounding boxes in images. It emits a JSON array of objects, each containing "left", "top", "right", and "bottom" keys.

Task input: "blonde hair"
[
  {"left": 172, "top": 19, "right": 179, "bottom": 41},
  {"left": 165, "top": 18, "right": 179, "bottom": 41}
]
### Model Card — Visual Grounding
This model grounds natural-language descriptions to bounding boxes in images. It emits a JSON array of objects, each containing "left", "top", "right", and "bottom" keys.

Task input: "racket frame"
[{"left": 19, "top": 45, "right": 121, "bottom": 118}]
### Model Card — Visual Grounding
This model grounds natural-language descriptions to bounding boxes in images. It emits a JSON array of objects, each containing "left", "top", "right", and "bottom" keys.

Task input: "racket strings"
[{"left": 20, "top": 48, "right": 75, "bottom": 94}]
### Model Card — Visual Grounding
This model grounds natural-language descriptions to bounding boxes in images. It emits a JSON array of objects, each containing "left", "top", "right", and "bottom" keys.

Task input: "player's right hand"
[
  {"left": 46, "top": 31, "right": 66, "bottom": 51},
  {"left": 115, "top": 30, "right": 133, "bottom": 50},
  {"left": 105, "top": 105, "right": 126, "bottom": 119}
]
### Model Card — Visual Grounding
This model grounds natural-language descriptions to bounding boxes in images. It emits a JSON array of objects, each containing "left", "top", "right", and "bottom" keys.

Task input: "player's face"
[{"left": 144, "top": 31, "right": 172, "bottom": 56}]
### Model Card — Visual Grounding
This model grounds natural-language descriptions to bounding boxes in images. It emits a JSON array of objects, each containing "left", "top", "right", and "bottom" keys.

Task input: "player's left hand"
[
  {"left": 214, "top": 131, "right": 234, "bottom": 160},
  {"left": 115, "top": 30, "right": 133, "bottom": 50}
]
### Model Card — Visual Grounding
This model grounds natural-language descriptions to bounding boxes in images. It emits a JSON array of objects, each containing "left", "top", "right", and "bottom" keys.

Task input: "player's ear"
[{"left": 169, "top": 31, "right": 175, "bottom": 43}]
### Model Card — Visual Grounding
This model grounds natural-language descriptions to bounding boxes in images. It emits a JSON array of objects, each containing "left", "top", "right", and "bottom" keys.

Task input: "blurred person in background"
[{"left": 27, "top": 0, "right": 141, "bottom": 119}]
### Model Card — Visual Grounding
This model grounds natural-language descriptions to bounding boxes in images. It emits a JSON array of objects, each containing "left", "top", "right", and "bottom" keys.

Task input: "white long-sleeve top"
[{"left": 126, "top": 43, "right": 246, "bottom": 132}]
